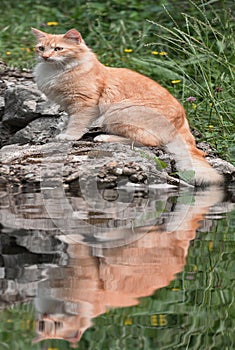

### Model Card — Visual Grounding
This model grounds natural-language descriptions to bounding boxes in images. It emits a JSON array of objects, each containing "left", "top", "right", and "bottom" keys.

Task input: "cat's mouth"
[
  {"left": 42, "top": 57, "right": 54, "bottom": 62},
  {"left": 39, "top": 56, "right": 58, "bottom": 64}
]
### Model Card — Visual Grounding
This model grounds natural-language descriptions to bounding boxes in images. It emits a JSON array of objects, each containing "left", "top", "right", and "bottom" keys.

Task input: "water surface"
[{"left": 0, "top": 182, "right": 234, "bottom": 349}]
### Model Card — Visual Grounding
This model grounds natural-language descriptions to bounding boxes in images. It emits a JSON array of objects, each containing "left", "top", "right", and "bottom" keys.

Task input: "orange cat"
[{"left": 32, "top": 28, "right": 223, "bottom": 186}]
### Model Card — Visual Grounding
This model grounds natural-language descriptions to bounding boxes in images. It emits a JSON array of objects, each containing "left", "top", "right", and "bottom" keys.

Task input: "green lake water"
[{"left": 0, "top": 183, "right": 234, "bottom": 350}]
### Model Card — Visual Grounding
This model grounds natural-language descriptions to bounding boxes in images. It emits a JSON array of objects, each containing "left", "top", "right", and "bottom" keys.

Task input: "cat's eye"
[
  {"left": 38, "top": 46, "right": 45, "bottom": 51},
  {"left": 54, "top": 47, "right": 63, "bottom": 51}
]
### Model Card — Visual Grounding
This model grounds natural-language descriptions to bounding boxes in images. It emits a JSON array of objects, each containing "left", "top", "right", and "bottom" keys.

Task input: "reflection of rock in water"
[
  {"left": 0, "top": 230, "right": 67, "bottom": 306},
  {"left": 32, "top": 187, "right": 225, "bottom": 345}
]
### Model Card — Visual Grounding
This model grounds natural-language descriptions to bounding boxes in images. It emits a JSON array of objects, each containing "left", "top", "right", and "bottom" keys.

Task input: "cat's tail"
[{"left": 166, "top": 135, "right": 224, "bottom": 186}]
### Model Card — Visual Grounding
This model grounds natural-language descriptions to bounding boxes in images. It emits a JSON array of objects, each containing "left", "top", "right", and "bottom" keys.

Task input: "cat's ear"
[
  {"left": 31, "top": 28, "right": 47, "bottom": 40},
  {"left": 63, "top": 29, "right": 83, "bottom": 44}
]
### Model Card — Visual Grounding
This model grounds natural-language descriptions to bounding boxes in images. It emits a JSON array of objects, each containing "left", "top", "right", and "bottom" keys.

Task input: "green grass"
[{"left": 0, "top": 0, "right": 234, "bottom": 163}]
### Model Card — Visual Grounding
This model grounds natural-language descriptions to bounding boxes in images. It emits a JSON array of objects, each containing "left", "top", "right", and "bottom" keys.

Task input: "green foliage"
[
  {"left": 0, "top": 0, "right": 234, "bottom": 161},
  {"left": 146, "top": 1, "right": 235, "bottom": 162}
]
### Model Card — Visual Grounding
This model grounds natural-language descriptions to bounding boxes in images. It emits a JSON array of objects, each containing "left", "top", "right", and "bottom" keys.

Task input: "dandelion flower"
[
  {"left": 151, "top": 51, "right": 159, "bottom": 55},
  {"left": 171, "top": 79, "right": 181, "bottom": 84},
  {"left": 5, "top": 51, "right": 11, "bottom": 55},
  {"left": 159, "top": 51, "right": 167, "bottom": 56},
  {"left": 124, "top": 318, "right": 133, "bottom": 325},
  {"left": 47, "top": 21, "right": 59, "bottom": 26},
  {"left": 192, "top": 103, "right": 197, "bottom": 110},
  {"left": 124, "top": 49, "right": 133, "bottom": 53},
  {"left": 208, "top": 125, "right": 214, "bottom": 129}
]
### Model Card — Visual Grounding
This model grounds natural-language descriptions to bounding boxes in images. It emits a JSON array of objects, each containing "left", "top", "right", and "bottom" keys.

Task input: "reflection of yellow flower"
[
  {"left": 159, "top": 51, "right": 167, "bottom": 56},
  {"left": 124, "top": 49, "right": 133, "bottom": 53},
  {"left": 6, "top": 51, "right": 11, "bottom": 55},
  {"left": 151, "top": 51, "right": 159, "bottom": 55},
  {"left": 47, "top": 21, "right": 59, "bottom": 26},
  {"left": 208, "top": 241, "right": 213, "bottom": 251},
  {"left": 171, "top": 79, "right": 181, "bottom": 84}
]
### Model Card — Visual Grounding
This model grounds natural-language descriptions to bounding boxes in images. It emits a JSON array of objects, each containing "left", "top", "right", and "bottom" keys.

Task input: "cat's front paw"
[
  {"left": 55, "top": 133, "right": 80, "bottom": 142},
  {"left": 94, "top": 134, "right": 112, "bottom": 142}
]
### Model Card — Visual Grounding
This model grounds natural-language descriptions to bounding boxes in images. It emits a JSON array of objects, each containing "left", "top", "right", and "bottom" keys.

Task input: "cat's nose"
[{"left": 42, "top": 55, "right": 50, "bottom": 60}]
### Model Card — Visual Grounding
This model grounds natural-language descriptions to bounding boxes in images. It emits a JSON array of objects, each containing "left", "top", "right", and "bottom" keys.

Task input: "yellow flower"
[
  {"left": 159, "top": 51, "right": 167, "bottom": 56},
  {"left": 47, "top": 21, "right": 59, "bottom": 26},
  {"left": 124, "top": 49, "right": 133, "bottom": 53},
  {"left": 124, "top": 318, "right": 133, "bottom": 325},
  {"left": 192, "top": 103, "right": 197, "bottom": 110},
  {"left": 151, "top": 51, "right": 159, "bottom": 55},
  {"left": 20, "top": 48, "right": 31, "bottom": 53},
  {"left": 171, "top": 79, "right": 181, "bottom": 84},
  {"left": 5, "top": 51, "right": 11, "bottom": 55},
  {"left": 208, "top": 125, "right": 214, "bottom": 129}
]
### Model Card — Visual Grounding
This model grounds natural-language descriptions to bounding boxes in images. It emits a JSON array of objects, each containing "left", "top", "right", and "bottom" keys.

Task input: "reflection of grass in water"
[{"left": 0, "top": 303, "right": 38, "bottom": 349}]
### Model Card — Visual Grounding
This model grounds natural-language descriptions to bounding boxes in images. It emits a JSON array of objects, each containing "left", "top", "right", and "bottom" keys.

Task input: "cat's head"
[{"left": 32, "top": 28, "right": 89, "bottom": 65}]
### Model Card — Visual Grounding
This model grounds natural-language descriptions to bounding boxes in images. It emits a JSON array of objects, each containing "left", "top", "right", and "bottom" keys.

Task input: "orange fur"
[{"left": 32, "top": 28, "right": 223, "bottom": 186}]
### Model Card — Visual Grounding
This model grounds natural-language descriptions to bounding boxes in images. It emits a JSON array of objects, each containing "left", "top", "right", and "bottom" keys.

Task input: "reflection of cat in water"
[{"left": 33, "top": 188, "right": 224, "bottom": 345}]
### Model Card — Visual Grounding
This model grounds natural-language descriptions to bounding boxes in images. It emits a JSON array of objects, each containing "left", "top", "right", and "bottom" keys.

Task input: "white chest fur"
[{"left": 33, "top": 62, "right": 63, "bottom": 101}]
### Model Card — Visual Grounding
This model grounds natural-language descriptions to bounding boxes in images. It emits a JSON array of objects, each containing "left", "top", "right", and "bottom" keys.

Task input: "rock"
[
  {"left": 0, "top": 96, "right": 4, "bottom": 118},
  {"left": 208, "top": 157, "right": 235, "bottom": 182},
  {"left": 9, "top": 113, "right": 69, "bottom": 145},
  {"left": 2, "top": 85, "right": 61, "bottom": 130},
  {"left": 0, "top": 122, "right": 12, "bottom": 148},
  {"left": 0, "top": 141, "right": 186, "bottom": 188}
]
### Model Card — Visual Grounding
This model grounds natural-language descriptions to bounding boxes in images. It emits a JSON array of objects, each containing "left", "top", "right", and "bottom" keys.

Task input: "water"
[{"left": 0, "top": 182, "right": 234, "bottom": 350}]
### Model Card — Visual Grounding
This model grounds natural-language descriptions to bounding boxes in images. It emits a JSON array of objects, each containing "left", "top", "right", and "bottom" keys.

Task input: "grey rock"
[
  {"left": 0, "top": 122, "right": 12, "bottom": 148},
  {"left": 2, "top": 85, "right": 60, "bottom": 130},
  {"left": 0, "top": 96, "right": 4, "bottom": 119},
  {"left": 10, "top": 113, "right": 69, "bottom": 145},
  {"left": 208, "top": 157, "right": 235, "bottom": 181}
]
